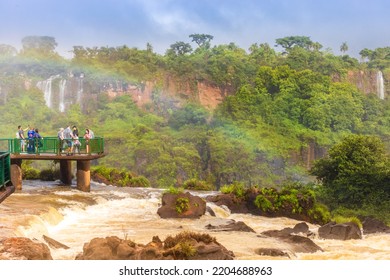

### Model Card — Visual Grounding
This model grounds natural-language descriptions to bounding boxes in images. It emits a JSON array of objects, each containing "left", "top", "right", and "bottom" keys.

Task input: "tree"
[
  {"left": 275, "top": 36, "right": 314, "bottom": 52},
  {"left": 189, "top": 33, "right": 214, "bottom": 49},
  {"left": 311, "top": 135, "right": 390, "bottom": 208},
  {"left": 166, "top": 41, "right": 193, "bottom": 56},
  {"left": 249, "top": 43, "right": 277, "bottom": 66},
  {"left": 340, "top": 42, "right": 348, "bottom": 53},
  {"left": 0, "top": 44, "right": 17, "bottom": 58},
  {"left": 359, "top": 48, "right": 373, "bottom": 61},
  {"left": 21, "top": 36, "right": 58, "bottom": 54},
  {"left": 146, "top": 42, "right": 153, "bottom": 53}
]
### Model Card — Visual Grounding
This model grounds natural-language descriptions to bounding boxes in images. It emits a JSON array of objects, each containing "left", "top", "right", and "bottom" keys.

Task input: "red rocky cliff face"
[
  {"left": 106, "top": 78, "right": 227, "bottom": 110},
  {"left": 333, "top": 70, "right": 388, "bottom": 98}
]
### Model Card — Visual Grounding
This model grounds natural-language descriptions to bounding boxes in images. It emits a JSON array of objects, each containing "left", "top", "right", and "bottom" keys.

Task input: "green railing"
[
  {"left": 0, "top": 152, "right": 11, "bottom": 187},
  {"left": 0, "top": 137, "right": 104, "bottom": 155}
]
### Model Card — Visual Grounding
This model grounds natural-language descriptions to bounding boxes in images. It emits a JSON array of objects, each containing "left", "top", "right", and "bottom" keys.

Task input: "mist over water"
[{"left": 1, "top": 180, "right": 389, "bottom": 260}]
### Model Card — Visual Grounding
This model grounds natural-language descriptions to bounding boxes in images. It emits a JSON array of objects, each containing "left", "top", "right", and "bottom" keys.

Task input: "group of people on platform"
[
  {"left": 16, "top": 125, "right": 43, "bottom": 153},
  {"left": 16, "top": 125, "right": 94, "bottom": 155},
  {"left": 57, "top": 125, "right": 94, "bottom": 155}
]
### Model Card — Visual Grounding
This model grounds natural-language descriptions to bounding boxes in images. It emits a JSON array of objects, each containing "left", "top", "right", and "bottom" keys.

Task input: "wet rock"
[
  {"left": 90, "top": 173, "right": 111, "bottom": 185},
  {"left": 0, "top": 237, "right": 52, "bottom": 260},
  {"left": 205, "top": 219, "right": 255, "bottom": 233},
  {"left": 205, "top": 193, "right": 248, "bottom": 213},
  {"left": 206, "top": 206, "right": 216, "bottom": 216},
  {"left": 318, "top": 222, "right": 362, "bottom": 240},
  {"left": 361, "top": 217, "right": 390, "bottom": 234},
  {"left": 261, "top": 222, "right": 322, "bottom": 254},
  {"left": 157, "top": 192, "right": 206, "bottom": 219},
  {"left": 76, "top": 236, "right": 134, "bottom": 260},
  {"left": 262, "top": 222, "right": 311, "bottom": 238},
  {"left": 43, "top": 235, "right": 70, "bottom": 249},
  {"left": 75, "top": 232, "right": 234, "bottom": 260},
  {"left": 255, "top": 248, "right": 290, "bottom": 258},
  {"left": 283, "top": 235, "right": 323, "bottom": 253}
]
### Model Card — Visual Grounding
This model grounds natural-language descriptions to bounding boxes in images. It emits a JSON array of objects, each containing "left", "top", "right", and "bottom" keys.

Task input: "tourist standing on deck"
[
  {"left": 84, "top": 129, "right": 91, "bottom": 154},
  {"left": 26, "top": 126, "right": 35, "bottom": 153},
  {"left": 63, "top": 125, "right": 74, "bottom": 155},
  {"left": 17, "top": 125, "right": 27, "bottom": 152},
  {"left": 72, "top": 125, "right": 79, "bottom": 137},
  {"left": 34, "top": 128, "right": 43, "bottom": 151},
  {"left": 57, "top": 128, "right": 64, "bottom": 154}
]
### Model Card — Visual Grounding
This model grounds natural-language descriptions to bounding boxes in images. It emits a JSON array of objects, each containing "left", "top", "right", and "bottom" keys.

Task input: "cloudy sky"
[{"left": 0, "top": 0, "right": 389, "bottom": 58}]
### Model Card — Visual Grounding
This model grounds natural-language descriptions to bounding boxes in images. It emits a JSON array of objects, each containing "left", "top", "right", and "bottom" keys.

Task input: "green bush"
[
  {"left": 91, "top": 166, "right": 113, "bottom": 180},
  {"left": 277, "top": 192, "right": 302, "bottom": 214},
  {"left": 175, "top": 197, "right": 190, "bottom": 214},
  {"left": 164, "top": 186, "right": 184, "bottom": 195},
  {"left": 307, "top": 203, "right": 331, "bottom": 225},
  {"left": 128, "top": 176, "right": 151, "bottom": 188},
  {"left": 23, "top": 168, "right": 40, "bottom": 180},
  {"left": 254, "top": 195, "right": 274, "bottom": 212},
  {"left": 332, "top": 215, "right": 362, "bottom": 229},
  {"left": 39, "top": 168, "right": 60, "bottom": 181},
  {"left": 183, "top": 178, "right": 214, "bottom": 191},
  {"left": 220, "top": 181, "right": 246, "bottom": 198}
]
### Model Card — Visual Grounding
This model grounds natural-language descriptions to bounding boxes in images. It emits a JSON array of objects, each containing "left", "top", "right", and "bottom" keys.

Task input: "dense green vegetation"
[
  {"left": 1, "top": 35, "right": 389, "bottom": 222},
  {"left": 220, "top": 181, "right": 331, "bottom": 224},
  {"left": 311, "top": 135, "right": 390, "bottom": 223}
]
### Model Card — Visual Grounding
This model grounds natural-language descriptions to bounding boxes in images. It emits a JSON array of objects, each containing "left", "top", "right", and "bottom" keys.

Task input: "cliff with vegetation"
[{"left": 0, "top": 35, "right": 389, "bottom": 223}]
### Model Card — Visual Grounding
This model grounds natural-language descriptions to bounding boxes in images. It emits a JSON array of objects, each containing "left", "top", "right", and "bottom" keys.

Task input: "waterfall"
[
  {"left": 36, "top": 75, "right": 61, "bottom": 109},
  {"left": 37, "top": 78, "right": 52, "bottom": 108},
  {"left": 59, "top": 79, "right": 66, "bottom": 112},
  {"left": 76, "top": 74, "right": 84, "bottom": 105},
  {"left": 376, "top": 71, "right": 385, "bottom": 100}
]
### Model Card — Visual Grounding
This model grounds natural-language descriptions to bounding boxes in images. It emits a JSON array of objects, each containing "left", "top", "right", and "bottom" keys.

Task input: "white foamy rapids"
[
  {"left": 1, "top": 181, "right": 390, "bottom": 260},
  {"left": 46, "top": 194, "right": 161, "bottom": 259}
]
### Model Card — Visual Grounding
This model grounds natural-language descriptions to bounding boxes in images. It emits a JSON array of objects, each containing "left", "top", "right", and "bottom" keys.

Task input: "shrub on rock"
[{"left": 157, "top": 192, "right": 206, "bottom": 218}]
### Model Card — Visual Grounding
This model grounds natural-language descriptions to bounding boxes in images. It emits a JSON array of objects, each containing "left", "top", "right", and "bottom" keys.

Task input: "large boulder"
[
  {"left": 0, "top": 237, "right": 52, "bottom": 260},
  {"left": 261, "top": 222, "right": 310, "bottom": 238},
  {"left": 205, "top": 219, "right": 255, "bottom": 233},
  {"left": 260, "top": 222, "right": 322, "bottom": 254},
  {"left": 318, "top": 222, "right": 362, "bottom": 240},
  {"left": 76, "top": 232, "right": 234, "bottom": 260},
  {"left": 361, "top": 217, "right": 390, "bottom": 234},
  {"left": 205, "top": 193, "right": 248, "bottom": 213},
  {"left": 157, "top": 192, "right": 206, "bottom": 219},
  {"left": 76, "top": 236, "right": 140, "bottom": 260}
]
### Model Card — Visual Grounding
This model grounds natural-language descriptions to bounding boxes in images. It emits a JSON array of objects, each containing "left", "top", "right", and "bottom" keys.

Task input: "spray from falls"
[
  {"left": 59, "top": 79, "right": 67, "bottom": 112},
  {"left": 376, "top": 71, "right": 385, "bottom": 100}
]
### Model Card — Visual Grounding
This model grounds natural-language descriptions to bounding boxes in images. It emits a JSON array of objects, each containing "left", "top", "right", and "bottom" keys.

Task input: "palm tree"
[{"left": 340, "top": 42, "right": 348, "bottom": 54}]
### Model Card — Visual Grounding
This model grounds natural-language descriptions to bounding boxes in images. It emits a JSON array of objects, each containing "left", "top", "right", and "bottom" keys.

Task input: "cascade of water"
[
  {"left": 76, "top": 75, "right": 84, "bottom": 106},
  {"left": 36, "top": 75, "right": 61, "bottom": 109},
  {"left": 59, "top": 79, "right": 67, "bottom": 112},
  {"left": 377, "top": 71, "right": 385, "bottom": 100},
  {"left": 36, "top": 78, "right": 52, "bottom": 108}
]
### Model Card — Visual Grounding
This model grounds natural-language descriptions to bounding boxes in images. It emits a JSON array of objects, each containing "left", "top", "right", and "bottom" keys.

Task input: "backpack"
[
  {"left": 16, "top": 132, "right": 20, "bottom": 139},
  {"left": 89, "top": 130, "right": 95, "bottom": 139}
]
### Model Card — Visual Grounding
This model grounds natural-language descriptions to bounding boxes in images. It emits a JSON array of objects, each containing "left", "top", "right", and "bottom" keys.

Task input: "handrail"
[
  {"left": 0, "top": 137, "right": 104, "bottom": 155},
  {"left": 0, "top": 152, "right": 11, "bottom": 188}
]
